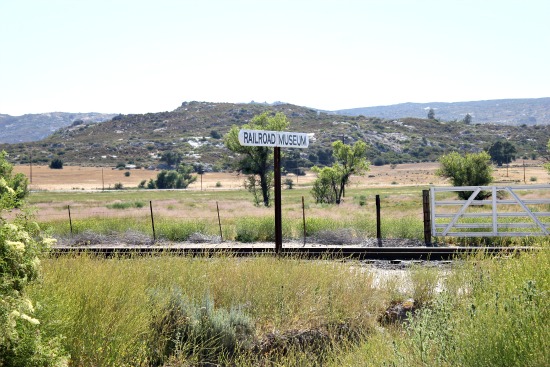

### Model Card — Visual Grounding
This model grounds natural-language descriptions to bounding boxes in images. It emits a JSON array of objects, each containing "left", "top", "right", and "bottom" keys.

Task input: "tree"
[
  {"left": 225, "top": 112, "right": 290, "bottom": 207},
  {"left": 160, "top": 150, "right": 184, "bottom": 168},
  {"left": 487, "top": 141, "right": 517, "bottom": 166},
  {"left": 149, "top": 163, "right": 197, "bottom": 189},
  {"left": 311, "top": 141, "right": 370, "bottom": 204},
  {"left": 463, "top": 113, "right": 472, "bottom": 124},
  {"left": 427, "top": 108, "right": 435, "bottom": 120},
  {"left": 436, "top": 151, "right": 493, "bottom": 200},
  {"left": 49, "top": 158, "right": 63, "bottom": 169}
]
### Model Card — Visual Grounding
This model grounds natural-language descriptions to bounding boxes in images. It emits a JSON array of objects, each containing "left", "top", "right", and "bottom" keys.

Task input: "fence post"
[
  {"left": 302, "top": 196, "right": 306, "bottom": 246},
  {"left": 150, "top": 201, "right": 156, "bottom": 242},
  {"left": 67, "top": 205, "right": 73, "bottom": 236},
  {"left": 376, "top": 195, "right": 382, "bottom": 247},
  {"left": 216, "top": 201, "right": 223, "bottom": 242},
  {"left": 422, "top": 190, "right": 432, "bottom": 246}
]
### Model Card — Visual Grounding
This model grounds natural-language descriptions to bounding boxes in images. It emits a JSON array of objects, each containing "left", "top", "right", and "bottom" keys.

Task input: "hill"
[
  {"left": 1, "top": 101, "right": 549, "bottom": 171},
  {"left": 335, "top": 98, "right": 550, "bottom": 125},
  {"left": 0, "top": 112, "right": 117, "bottom": 143}
]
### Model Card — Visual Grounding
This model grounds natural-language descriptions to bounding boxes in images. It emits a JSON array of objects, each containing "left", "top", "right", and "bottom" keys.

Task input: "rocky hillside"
[
  {"left": 0, "top": 112, "right": 117, "bottom": 143},
  {"left": 336, "top": 98, "right": 550, "bottom": 125},
  {"left": 1, "top": 102, "right": 548, "bottom": 172}
]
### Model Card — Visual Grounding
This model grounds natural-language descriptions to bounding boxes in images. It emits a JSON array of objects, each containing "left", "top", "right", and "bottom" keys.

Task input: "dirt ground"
[{"left": 14, "top": 161, "right": 549, "bottom": 191}]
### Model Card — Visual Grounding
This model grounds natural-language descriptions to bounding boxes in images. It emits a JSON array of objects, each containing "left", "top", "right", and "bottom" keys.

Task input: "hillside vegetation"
[
  {"left": 1, "top": 102, "right": 549, "bottom": 170},
  {"left": 337, "top": 97, "right": 550, "bottom": 125}
]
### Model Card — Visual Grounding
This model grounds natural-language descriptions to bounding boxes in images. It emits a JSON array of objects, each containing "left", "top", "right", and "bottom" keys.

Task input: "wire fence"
[{"left": 6, "top": 195, "right": 424, "bottom": 246}]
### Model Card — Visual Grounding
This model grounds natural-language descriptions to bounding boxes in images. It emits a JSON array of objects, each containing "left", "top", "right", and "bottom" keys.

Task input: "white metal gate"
[{"left": 430, "top": 185, "right": 550, "bottom": 237}]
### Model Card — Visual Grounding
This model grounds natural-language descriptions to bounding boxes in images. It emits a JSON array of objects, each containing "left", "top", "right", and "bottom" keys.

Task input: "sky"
[{"left": 1, "top": 0, "right": 549, "bottom": 116}]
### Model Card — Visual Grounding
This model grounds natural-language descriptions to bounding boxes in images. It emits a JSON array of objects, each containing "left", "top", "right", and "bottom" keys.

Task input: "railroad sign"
[
  {"left": 238, "top": 129, "right": 309, "bottom": 148},
  {"left": 238, "top": 129, "right": 310, "bottom": 254}
]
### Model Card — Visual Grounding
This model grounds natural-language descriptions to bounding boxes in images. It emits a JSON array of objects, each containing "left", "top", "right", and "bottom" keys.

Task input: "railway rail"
[{"left": 50, "top": 245, "right": 538, "bottom": 261}]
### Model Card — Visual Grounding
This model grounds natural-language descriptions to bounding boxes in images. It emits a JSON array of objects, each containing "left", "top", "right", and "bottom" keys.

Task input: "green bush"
[
  {"left": 107, "top": 201, "right": 146, "bottom": 210},
  {"left": 49, "top": 158, "right": 63, "bottom": 169},
  {"left": 150, "top": 289, "right": 255, "bottom": 365},
  {"left": 1, "top": 152, "right": 67, "bottom": 366}
]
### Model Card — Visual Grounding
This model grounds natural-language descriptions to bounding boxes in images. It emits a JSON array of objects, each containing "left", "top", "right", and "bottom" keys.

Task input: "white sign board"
[{"left": 238, "top": 129, "right": 309, "bottom": 148}]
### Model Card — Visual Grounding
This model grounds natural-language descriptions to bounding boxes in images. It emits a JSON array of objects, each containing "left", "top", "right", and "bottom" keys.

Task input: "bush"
[
  {"left": 114, "top": 182, "right": 124, "bottom": 190},
  {"left": 124, "top": 171, "right": 131, "bottom": 177},
  {"left": 284, "top": 178, "right": 294, "bottom": 189},
  {"left": 49, "top": 158, "right": 63, "bottom": 169},
  {"left": 373, "top": 157, "right": 385, "bottom": 166},
  {"left": 150, "top": 290, "right": 255, "bottom": 365},
  {"left": 1, "top": 152, "right": 67, "bottom": 365}
]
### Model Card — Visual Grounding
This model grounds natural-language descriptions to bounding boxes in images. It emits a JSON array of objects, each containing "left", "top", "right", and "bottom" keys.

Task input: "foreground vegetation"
[{"left": 28, "top": 245, "right": 549, "bottom": 366}]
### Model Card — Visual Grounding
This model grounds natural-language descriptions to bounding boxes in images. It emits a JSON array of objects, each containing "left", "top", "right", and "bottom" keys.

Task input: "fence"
[
  {"left": 27, "top": 195, "right": 392, "bottom": 246},
  {"left": 427, "top": 185, "right": 550, "bottom": 239}
]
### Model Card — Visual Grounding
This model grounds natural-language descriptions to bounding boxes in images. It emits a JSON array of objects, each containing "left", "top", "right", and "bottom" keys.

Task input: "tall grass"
[
  {"left": 328, "top": 243, "right": 550, "bottom": 367},
  {"left": 29, "top": 255, "right": 386, "bottom": 366}
]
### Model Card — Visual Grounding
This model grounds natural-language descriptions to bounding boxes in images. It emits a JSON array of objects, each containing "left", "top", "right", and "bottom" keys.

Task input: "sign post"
[{"left": 239, "top": 129, "right": 309, "bottom": 253}]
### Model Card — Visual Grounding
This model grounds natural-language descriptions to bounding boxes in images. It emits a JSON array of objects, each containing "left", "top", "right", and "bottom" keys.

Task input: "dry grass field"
[{"left": 14, "top": 161, "right": 549, "bottom": 191}]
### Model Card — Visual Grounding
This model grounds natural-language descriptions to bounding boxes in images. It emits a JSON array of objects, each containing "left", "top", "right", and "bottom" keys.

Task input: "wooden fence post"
[
  {"left": 150, "top": 201, "right": 156, "bottom": 242},
  {"left": 216, "top": 201, "right": 223, "bottom": 242},
  {"left": 376, "top": 195, "right": 382, "bottom": 247},
  {"left": 422, "top": 190, "right": 432, "bottom": 246},
  {"left": 302, "top": 196, "right": 306, "bottom": 246},
  {"left": 67, "top": 205, "right": 73, "bottom": 236}
]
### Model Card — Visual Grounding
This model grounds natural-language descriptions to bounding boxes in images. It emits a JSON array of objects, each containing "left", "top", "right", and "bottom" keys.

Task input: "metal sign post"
[{"left": 239, "top": 129, "right": 309, "bottom": 253}]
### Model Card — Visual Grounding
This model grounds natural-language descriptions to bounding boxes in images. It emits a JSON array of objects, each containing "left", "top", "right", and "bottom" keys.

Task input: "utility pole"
[{"left": 29, "top": 150, "right": 32, "bottom": 184}]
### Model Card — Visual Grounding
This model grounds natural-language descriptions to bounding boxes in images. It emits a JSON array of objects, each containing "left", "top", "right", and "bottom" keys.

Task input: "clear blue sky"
[{"left": 1, "top": 0, "right": 549, "bottom": 115}]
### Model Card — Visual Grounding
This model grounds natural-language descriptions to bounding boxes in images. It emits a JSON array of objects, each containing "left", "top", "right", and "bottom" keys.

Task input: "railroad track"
[{"left": 50, "top": 245, "right": 537, "bottom": 261}]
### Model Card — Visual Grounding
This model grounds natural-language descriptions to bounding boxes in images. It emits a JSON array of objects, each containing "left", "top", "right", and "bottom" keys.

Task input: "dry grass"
[{"left": 15, "top": 160, "right": 549, "bottom": 191}]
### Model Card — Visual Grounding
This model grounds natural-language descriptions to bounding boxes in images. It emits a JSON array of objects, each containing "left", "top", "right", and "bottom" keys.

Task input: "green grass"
[
  {"left": 327, "top": 244, "right": 550, "bottom": 367},
  {"left": 29, "top": 255, "right": 386, "bottom": 366},
  {"left": 28, "top": 243, "right": 550, "bottom": 366}
]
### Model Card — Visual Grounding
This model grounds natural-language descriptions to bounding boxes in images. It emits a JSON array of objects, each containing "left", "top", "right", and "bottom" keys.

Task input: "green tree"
[
  {"left": 463, "top": 113, "right": 472, "bottom": 124},
  {"left": 150, "top": 163, "right": 197, "bottom": 189},
  {"left": 427, "top": 108, "right": 435, "bottom": 120},
  {"left": 160, "top": 150, "right": 184, "bottom": 168},
  {"left": 311, "top": 141, "right": 370, "bottom": 204},
  {"left": 49, "top": 158, "right": 63, "bottom": 169},
  {"left": 436, "top": 151, "right": 493, "bottom": 199},
  {"left": 225, "top": 112, "right": 290, "bottom": 207},
  {"left": 487, "top": 140, "right": 517, "bottom": 166}
]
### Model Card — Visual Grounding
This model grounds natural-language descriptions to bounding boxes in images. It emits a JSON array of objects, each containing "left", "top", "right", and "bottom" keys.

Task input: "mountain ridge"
[
  {"left": 1, "top": 101, "right": 548, "bottom": 171},
  {"left": 335, "top": 97, "right": 550, "bottom": 125},
  {"left": 0, "top": 112, "right": 117, "bottom": 144}
]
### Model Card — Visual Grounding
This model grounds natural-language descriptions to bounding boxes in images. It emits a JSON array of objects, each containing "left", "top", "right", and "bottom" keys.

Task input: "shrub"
[
  {"left": 49, "top": 158, "right": 63, "bottom": 169},
  {"left": 284, "top": 178, "right": 294, "bottom": 189},
  {"left": 215, "top": 181, "right": 222, "bottom": 188},
  {"left": 1, "top": 153, "right": 67, "bottom": 365},
  {"left": 150, "top": 289, "right": 255, "bottom": 365},
  {"left": 124, "top": 171, "right": 131, "bottom": 177},
  {"left": 373, "top": 157, "right": 385, "bottom": 166},
  {"left": 114, "top": 182, "right": 124, "bottom": 190},
  {"left": 107, "top": 201, "right": 145, "bottom": 210}
]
